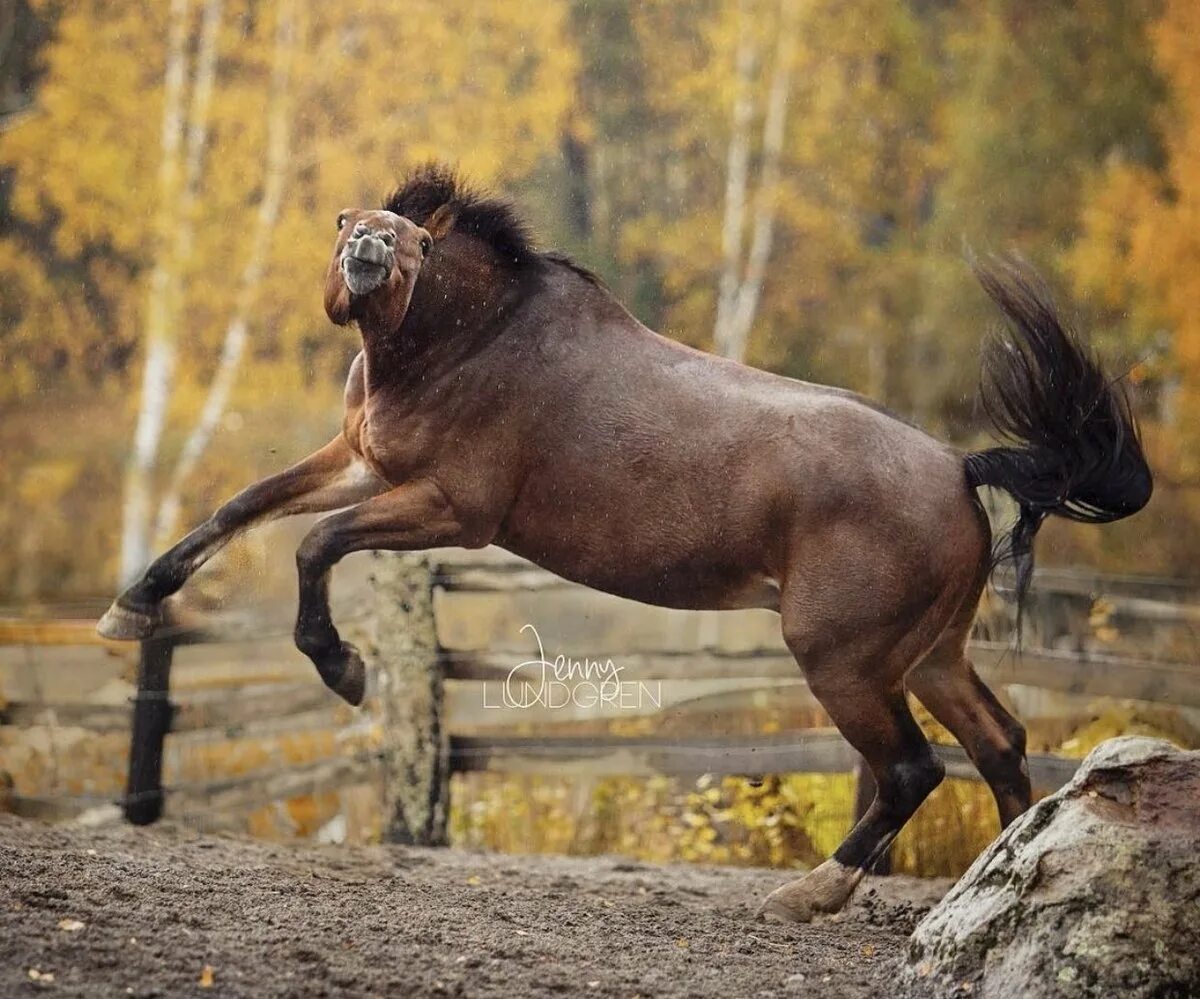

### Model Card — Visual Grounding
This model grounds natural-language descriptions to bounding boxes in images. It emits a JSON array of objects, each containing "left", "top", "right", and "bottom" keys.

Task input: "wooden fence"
[{"left": 1, "top": 551, "right": 1197, "bottom": 844}]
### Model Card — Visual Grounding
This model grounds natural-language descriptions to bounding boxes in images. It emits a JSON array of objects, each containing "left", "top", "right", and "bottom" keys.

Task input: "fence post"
[
  {"left": 123, "top": 635, "right": 175, "bottom": 825},
  {"left": 366, "top": 551, "right": 448, "bottom": 845}
]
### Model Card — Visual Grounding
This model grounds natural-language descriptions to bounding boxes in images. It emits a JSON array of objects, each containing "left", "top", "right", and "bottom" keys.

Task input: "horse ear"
[{"left": 425, "top": 203, "right": 458, "bottom": 241}]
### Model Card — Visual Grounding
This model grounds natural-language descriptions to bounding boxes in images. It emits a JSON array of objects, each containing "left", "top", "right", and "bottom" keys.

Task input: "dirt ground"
[{"left": 1, "top": 814, "right": 950, "bottom": 998}]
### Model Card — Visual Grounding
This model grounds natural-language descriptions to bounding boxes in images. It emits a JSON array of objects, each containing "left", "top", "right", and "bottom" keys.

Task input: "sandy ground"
[{"left": 1, "top": 814, "right": 950, "bottom": 998}]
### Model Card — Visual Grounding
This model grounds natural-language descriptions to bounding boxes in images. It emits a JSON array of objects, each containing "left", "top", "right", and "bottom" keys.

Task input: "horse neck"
[{"left": 357, "top": 241, "right": 530, "bottom": 393}]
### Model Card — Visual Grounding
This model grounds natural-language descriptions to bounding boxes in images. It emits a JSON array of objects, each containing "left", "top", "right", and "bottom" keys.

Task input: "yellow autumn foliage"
[{"left": 450, "top": 704, "right": 1197, "bottom": 878}]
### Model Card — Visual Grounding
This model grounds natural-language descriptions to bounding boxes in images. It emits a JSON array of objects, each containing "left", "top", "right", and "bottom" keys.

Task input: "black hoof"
[
  {"left": 327, "top": 642, "right": 366, "bottom": 706},
  {"left": 97, "top": 600, "right": 161, "bottom": 641}
]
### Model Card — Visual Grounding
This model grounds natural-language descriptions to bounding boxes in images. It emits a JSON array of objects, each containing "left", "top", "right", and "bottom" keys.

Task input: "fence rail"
[{"left": 2, "top": 555, "right": 1198, "bottom": 841}]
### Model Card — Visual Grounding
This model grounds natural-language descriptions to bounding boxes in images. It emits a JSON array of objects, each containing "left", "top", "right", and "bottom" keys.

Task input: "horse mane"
[{"left": 383, "top": 163, "right": 605, "bottom": 287}]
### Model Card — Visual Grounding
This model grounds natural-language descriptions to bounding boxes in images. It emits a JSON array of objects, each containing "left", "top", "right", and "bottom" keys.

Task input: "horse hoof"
[
  {"left": 96, "top": 600, "right": 160, "bottom": 641},
  {"left": 756, "top": 859, "right": 862, "bottom": 924},
  {"left": 329, "top": 642, "right": 366, "bottom": 706}
]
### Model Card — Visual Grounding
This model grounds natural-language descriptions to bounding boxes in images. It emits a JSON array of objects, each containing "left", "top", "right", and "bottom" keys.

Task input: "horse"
[{"left": 99, "top": 164, "right": 1152, "bottom": 922}]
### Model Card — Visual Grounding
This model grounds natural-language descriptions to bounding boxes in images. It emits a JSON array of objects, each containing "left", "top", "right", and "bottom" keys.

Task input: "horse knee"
[{"left": 295, "top": 529, "right": 330, "bottom": 575}]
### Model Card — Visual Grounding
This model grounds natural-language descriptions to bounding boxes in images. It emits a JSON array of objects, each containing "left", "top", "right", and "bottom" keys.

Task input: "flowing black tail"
[{"left": 963, "top": 257, "right": 1153, "bottom": 626}]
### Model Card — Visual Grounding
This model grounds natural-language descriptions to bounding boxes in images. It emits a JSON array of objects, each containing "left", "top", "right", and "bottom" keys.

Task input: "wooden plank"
[
  {"left": 970, "top": 642, "right": 1200, "bottom": 707},
  {"left": 173, "top": 682, "right": 340, "bottom": 732},
  {"left": 1, "top": 682, "right": 348, "bottom": 735},
  {"left": 0, "top": 618, "right": 132, "bottom": 650},
  {"left": 166, "top": 751, "right": 382, "bottom": 815},
  {"left": 1022, "top": 567, "right": 1200, "bottom": 602},
  {"left": 449, "top": 731, "right": 1078, "bottom": 790},
  {"left": 445, "top": 676, "right": 819, "bottom": 731},
  {"left": 433, "top": 554, "right": 1200, "bottom": 603},
  {"left": 4, "top": 645, "right": 1193, "bottom": 738},
  {"left": 0, "top": 603, "right": 372, "bottom": 651},
  {"left": 933, "top": 743, "right": 1078, "bottom": 790},
  {"left": 440, "top": 649, "right": 798, "bottom": 682},
  {"left": 2, "top": 563, "right": 1197, "bottom": 648},
  {"left": 171, "top": 706, "right": 364, "bottom": 744},
  {"left": 1, "top": 701, "right": 133, "bottom": 729},
  {"left": 6, "top": 754, "right": 383, "bottom": 823},
  {"left": 442, "top": 645, "right": 1199, "bottom": 707},
  {"left": 5, "top": 742, "right": 1077, "bottom": 825},
  {"left": 451, "top": 729, "right": 858, "bottom": 778}
]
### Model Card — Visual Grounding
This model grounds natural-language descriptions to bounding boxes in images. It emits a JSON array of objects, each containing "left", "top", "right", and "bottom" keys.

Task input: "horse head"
[{"left": 323, "top": 204, "right": 455, "bottom": 329}]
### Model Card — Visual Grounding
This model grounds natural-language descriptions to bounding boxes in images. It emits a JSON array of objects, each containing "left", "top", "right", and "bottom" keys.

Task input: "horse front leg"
[
  {"left": 292, "top": 480, "right": 466, "bottom": 705},
  {"left": 98, "top": 436, "right": 386, "bottom": 640}
]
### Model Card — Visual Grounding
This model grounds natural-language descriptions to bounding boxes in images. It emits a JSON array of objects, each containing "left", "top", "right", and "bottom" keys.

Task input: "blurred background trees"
[{"left": 0, "top": 0, "right": 1194, "bottom": 599}]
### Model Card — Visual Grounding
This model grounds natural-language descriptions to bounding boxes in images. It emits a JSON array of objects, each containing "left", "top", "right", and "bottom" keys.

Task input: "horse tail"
[{"left": 962, "top": 256, "right": 1153, "bottom": 633}]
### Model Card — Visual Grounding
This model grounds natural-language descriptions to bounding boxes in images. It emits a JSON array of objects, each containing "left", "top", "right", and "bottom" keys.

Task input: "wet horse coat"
[{"left": 100, "top": 165, "right": 1152, "bottom": 921}]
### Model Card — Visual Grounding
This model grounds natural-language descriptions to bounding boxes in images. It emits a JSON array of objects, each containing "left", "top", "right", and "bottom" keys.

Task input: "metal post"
[{"left": 123, "top": 636, "right": 175, "bottom": 825}]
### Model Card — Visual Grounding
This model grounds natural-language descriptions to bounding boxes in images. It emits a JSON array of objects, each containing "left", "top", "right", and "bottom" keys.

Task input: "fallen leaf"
[
  {"left": 676, "top": 938, "right": 689, "bottom": 949},
  {"left": 199, "top": 965, "right": 215, "bottom": 988},
  {"left": 58, "top": 918, "right": 86, "bottom": 932},
  {"left": 465, "top": 875, "right": 482, "bottom": 886}
]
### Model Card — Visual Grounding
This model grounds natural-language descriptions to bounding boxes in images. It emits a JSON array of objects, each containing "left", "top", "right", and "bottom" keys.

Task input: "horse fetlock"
[
  {"left": 328, "top": 642, "right": 366, "bottom": 706},
  {"left": 757, "top": 859, "right": 864, "bottom": 924},
  {"left": 96, "top": 599, "right": 161, "bottom": 641},
  {"left": 302, "top": 639, "right": 366, "bottom": 706}
]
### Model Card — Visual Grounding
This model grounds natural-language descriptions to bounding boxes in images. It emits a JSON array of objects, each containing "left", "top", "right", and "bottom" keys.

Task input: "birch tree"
[
  {"left": 712, "top": 0, "right": 799, "bottom": 362},
  {"left": 153, "top": 0, "right": 299, "bottom": 548},
  {"left": 0, "top": 0, "right": 577, "bottom": 590},
  {"left": 120, "top": 0, "right": 225, "bottom": 583}
]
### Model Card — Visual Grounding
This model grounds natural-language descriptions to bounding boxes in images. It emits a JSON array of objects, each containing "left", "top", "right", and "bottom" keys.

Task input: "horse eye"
[{"left": 420, "top": 236, "right": 432, "bottom": 257}]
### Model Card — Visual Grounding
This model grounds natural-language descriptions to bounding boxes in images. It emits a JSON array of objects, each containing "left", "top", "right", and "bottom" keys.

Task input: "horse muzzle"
[{"left": 342, "top": 235, "right": 392, "bottom": 296}]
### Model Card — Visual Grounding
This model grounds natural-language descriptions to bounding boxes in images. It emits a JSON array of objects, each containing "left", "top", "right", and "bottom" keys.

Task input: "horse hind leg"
[
  {"left": 758, "top": 614, "right": 947, "bottom": 923},
  {"left": 907, "top": 628, "right": 1031, "bottom": 828}
]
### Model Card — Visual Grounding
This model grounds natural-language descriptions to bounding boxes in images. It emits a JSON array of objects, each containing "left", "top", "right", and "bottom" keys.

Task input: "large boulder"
[{"left": 908, "top": 736, "right": 1200, "bottom": 998}]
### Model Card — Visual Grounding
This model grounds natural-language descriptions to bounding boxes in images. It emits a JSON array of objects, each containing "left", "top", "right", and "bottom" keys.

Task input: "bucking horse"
[{"left": 99, "top": 164, "right": 1152, "bottom": 922}]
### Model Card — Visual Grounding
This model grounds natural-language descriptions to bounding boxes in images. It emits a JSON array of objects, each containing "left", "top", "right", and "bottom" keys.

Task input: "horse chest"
[{"left": 351, "top": 408, "right": 433, "bottom": 486}]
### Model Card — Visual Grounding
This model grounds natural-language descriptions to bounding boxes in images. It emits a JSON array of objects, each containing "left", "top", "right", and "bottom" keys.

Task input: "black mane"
[{"left": 383, "top": 163, "right": 604, "bottom": 286}]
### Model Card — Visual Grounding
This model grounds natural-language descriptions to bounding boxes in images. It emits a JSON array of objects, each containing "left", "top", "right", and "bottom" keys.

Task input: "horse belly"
[
  {"left": 497, "top": 523, "right": 781, "bottom": 612},
  {"left": 496, "top": 438, "right": 787, "bottom": 611}
]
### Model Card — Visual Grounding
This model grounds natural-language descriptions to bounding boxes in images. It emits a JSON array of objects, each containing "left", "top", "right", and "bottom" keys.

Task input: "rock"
[{"left": 908, "top": 736, "right": 1200, "bottom": 998}]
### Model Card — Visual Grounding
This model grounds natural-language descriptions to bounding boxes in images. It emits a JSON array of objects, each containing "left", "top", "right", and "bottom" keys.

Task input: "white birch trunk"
[
  {"left": 713, "top": 0, "right": 800, "bottom": 364},
  {"left": 120, "top": 0, "right": 224, "bottom": 582},
  {"left": 713, "top": 1, "right": 756, "bottom": 359},
  {"left": 119, "top": 0, "right": 194, "bottom": 585},
  {"left": 153, "top": 0, "right": 299, "bottom": 548}
]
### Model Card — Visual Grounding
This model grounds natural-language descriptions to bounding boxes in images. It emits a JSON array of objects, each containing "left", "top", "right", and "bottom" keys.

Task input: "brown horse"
[{"left": 99, "top": 164, "right": 1151, "bottom": 922}]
